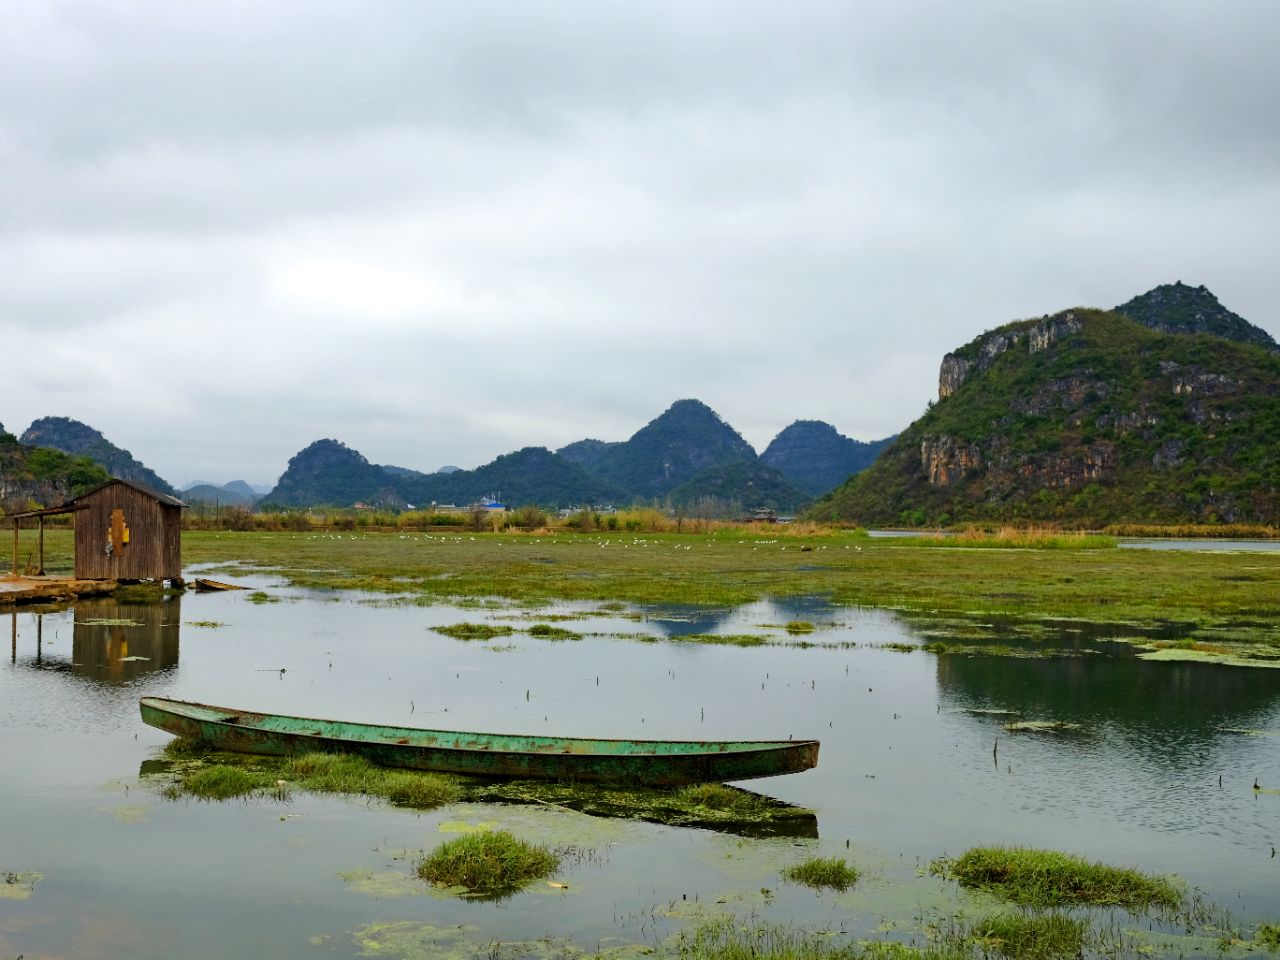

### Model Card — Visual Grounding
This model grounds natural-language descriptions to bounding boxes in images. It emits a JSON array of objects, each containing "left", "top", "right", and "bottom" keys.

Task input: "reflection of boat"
[
  {"left": 192, "top": 578, "right": 247, "bottom": 592},
  {"left": 138, "top": 697, "right": 820, "bottom": 785}
]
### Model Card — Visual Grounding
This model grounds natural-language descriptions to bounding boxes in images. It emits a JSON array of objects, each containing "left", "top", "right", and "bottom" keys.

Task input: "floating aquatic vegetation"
[
  {"left": 246, "top": 591, "right": 281, "bottom": 604},
  {"left": 1002, "top": 721, "right": 1081, "bottom": 733},
  {"left": 431, "top": 622, "right": 515, "bottom": 641},
  {"left": 0, "top": 871, "right": 42, "bottom": 900},
  {"left": 416, "top": 829, "right": 560, "bottom": 900},
  {"left": 931, "top": 846, "right": 1182, "bottom": 910},
  {"left": 966, "top": 912, "right": 1088, "bottom": 960},
  {"left": 527, "top": 623, "right": 584, "bottom": 641},
  {"left": 784, "top": 620, "right": 817, "bottom": 634},
  {"left": 781, "top": 856, "right": 860, "bottom": 892},
  {"left": 186, "top": 620, "right": 227, "bottom": 628},
  {"left": 80, "top": 617, "right": 145, "bottom": 626}
]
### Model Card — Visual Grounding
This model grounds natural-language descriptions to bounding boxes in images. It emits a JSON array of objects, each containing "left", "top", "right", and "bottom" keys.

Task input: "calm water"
[{"left": 2, "top": 577, "right": 1278, "bottom": 958}]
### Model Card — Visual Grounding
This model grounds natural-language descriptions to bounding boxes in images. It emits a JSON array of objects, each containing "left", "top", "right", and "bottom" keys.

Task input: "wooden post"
[
  {"left": 11, "top": 519, "right": 17, "bottom": 577},
  {"left": 38, "top": 516, "right": 45, "bottom": 576},
  {"left": 10, "top": 611, "right": 15, "bottom": 663}
]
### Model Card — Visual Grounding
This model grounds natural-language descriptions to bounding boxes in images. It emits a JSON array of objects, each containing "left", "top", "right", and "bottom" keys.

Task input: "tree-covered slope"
[
  {"left": 810, "top": 306, "right": 1280, "bottom": 526},
  {"left": 21, "top": 416, "right": 177, "bottom": 496},
  {"left": 667, "top": 459, "right": 809, "bottom": 513},
  {"left": 761, "top": 420, "right": 893, "bottom": 496},
  {"left": 396, "top": 447, "right": 626, "bottom": 509},
  {"left": 556, "top": 438, "right": 622, "bottom": 471},
  {"left": 587, "top": 399, "right": 757, "bottom": 499},
  {"left": 0, "top": 426, "right": 111, "bottom": 513},
  {"left": 260, "top": 439, "right": 407, "bottom": 509}
]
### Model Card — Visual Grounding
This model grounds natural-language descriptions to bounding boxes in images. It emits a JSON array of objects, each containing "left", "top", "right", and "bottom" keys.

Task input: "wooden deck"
[{"left": 0, "top": 576, "right": 120, "bottom": 606}]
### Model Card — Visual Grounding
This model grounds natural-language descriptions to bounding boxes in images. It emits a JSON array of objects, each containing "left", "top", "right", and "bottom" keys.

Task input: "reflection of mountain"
[
  {"left": 640, "top": 605, "right": 733, "bottom": 638},
  {"left": 72, "top": 596, "right": 181, "bottom": 683},
  {"left": 931, "top": 633, "right": 1280, "bottom": 756}
]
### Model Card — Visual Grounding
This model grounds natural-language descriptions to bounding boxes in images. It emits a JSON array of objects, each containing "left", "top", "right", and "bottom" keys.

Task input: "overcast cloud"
[{"left": 3, "top": 0, "right": 1278, "bottom": 487}]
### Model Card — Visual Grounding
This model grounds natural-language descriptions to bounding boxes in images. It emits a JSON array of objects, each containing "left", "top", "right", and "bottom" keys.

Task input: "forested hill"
[
  {"left": 0, "top": 424, "right": 111, "bottom": 514},
  {"left": 583, "top": 399, "right": 758, "bottom": 498},
  {"left": 1116, "top": 282, "right": 1277, "bottom": 351},
  {"left": 20, "top": 416, "right": 177, "bottom": 496},
  {"left": 810, "top": 290, "right": 1280, "bottom": 526},
  {"left": 761, "top": 420, "right": 893, "bottom": 497},
  {"left": 259, "top": 439, "right": 407, "bottom": 509}
]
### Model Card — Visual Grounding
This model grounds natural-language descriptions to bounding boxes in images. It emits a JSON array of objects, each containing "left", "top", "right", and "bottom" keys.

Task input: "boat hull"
[{"left": 139, "top": 697, "right": 819, "bottom": 785}]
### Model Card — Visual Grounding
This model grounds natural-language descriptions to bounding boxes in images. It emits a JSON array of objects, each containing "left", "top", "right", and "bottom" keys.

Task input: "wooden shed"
[{"left": 70, "top": 479, "right": 186, "bottom": 581}]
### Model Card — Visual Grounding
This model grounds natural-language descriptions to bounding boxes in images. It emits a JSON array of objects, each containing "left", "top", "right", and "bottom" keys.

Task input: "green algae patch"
[
  {"left": 338, "top": 868, "right": 434, "bottom": 899},
  {"left": 1002, "top": 721, "right": 1082, "bottom": 734},
  {"left": 432, "top": 622, "right": 515, "bottom": 641},
  {"left": 1137, "top": 647, "right": 1280, "bottom": 668},
  {"left": 109, "top": 803, "right": 150, "bottom": 823},
  {"left": 417, "top": 829, "right": 560, "bottom": 900},
  {"left": 349, "top": 921, "right": 647, "bottom": 960},
  {"left": 931, "top": 846, "right": 1182, "bottom": 910},
  {"left": 782, "top": 856, "right": 860, "bottom": 892},
  {"left": 465, "top": 780, "right": 816, "bottom": 837},
  {"left": 0, "top": 871, "right": 42, "bottom": 900}
]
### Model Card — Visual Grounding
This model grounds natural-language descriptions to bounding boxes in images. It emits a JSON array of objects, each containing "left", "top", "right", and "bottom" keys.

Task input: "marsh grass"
[
  {"left": 914, "top": 527, "right": 1116, "bottom": 550},
  {"left": 675, "top": 783, "right": 773, "bottom": 815},
  {"left": 416, "top": 830, "right": 560, "bottom": 899},
  {"left": 932, "top": 846, "right": 1182, "bottom": 910},
  {"left": 527, "top": 623, "right": 583, "bottom": 640},
  {"left": 785, "top": 620, "right": 817, "bottom": 634},
  {"left": 163, "top": 745, "right": 459, "bottom": 809},
  {"left": 677, "top": 633, "right": 770, "bottom": 647},
  {"left": 967, "top": 913, "right": 1087, "bottom": 960},
  {"left": 782, "top": 856, "right": 860, "bottom": 892},
  {"left": 671, "top": 914, "right": 966, "bottom": 960},
  {"left": 152, "top": 530, "right": 1280, "bottom": 644},
  {"left": 246, "top": 590, "right": 280, "bottom": 604},
  {"left": 181, "top": 765, "right": 262, "bottom": 800},
  {"left": 1256, "top": 923, "right": 1280, "bottom": 948},
  {"left": 432, "top": 622, "right": 514, "bottom": 640}
]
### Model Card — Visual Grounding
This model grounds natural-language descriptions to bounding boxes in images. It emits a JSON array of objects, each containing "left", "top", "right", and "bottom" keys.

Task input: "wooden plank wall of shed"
[{"left": 74, "top": 484, "right": 182, "bottom": 580}]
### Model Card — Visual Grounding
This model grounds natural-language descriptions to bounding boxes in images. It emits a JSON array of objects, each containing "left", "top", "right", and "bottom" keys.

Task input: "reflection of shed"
[{"left": 9, "top": 479, "right": 186, "bottom": 581}]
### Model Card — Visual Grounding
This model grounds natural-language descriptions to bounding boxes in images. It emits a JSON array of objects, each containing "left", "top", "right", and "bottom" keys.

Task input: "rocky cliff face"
[
  {"left": 938, "top": 313, "right": 1084, "bottom": 399},
  {"left": 810, "top": 287, "right": 1280, "bottom": 526}
]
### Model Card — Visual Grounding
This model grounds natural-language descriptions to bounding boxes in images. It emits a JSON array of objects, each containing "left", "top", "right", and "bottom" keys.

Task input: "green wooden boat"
[{"left": 138, "top": 697, "right": 820, "bottom": 785}]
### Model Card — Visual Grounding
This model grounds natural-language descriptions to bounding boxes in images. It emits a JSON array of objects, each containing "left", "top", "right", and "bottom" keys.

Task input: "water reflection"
[
  {"left": 72, "top": 596, "right": 181, "bottom": 683},
  {"left": 8, "top": 596, "right": 182, "bottom": 682}
]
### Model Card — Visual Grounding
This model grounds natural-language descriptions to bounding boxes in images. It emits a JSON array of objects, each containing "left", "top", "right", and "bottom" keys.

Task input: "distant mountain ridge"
[
  {"left": 761, "top": 420, "right": 894, "bottom": 497},
  {"left": 810, "top": 283, "right": 1280, "bottom": 526},
  {"left": 20, "top": 416, "right": 177, "bottom": 497},
  {"left": 260, "top": 399, "right": 887, "bottom": 512}
]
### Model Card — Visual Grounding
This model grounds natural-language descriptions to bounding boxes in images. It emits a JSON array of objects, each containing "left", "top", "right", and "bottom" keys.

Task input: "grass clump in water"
[
  {"left": 967, "top": 912, "right": 1087, "bottom": 960},
  {"left": 782, "top": 856, "right": 860, "bottom": 892},
  {"left": 785, "top": 620, "right": 816, "bottom": 634},
  {"left": 932, "top": 846, "right": 1182, "bottom": 910},
  {"left": 432, "top": 622, "right": 514, "bottom": 640},
  {"left": 181, "top": 764, "right": 261, "bottom": 800},
  {"left": 675, "top": 783, "right": 772, "bottom": 815},
  {"left": 672, "top": 914, "right": 961, "bottom": 960},
  {"left": 281, "top": 753, "right": 459, "bottom": 808},
  {"left": 417, "top": 829, "right": 559, "bottom": 899},
  {"left": 246, "top": 590, "right": 280, "bottom": 604},
  {"left": 528, "top": 623, "right": 583, "bottom": 640},
  {"left": 678, "top": 633, "right": 770, "bottom": 647},
  {"left": 1257, "top": 923, "right": 1280, "bottom": 949}
]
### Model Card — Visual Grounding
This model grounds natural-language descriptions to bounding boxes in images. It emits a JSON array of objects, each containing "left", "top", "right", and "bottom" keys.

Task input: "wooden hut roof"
[{"left": 72, "top": 477, "right": 188, "bottom": 508}]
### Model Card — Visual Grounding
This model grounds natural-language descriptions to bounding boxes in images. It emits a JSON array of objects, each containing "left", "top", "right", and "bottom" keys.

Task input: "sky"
[{"left": 3, "top": 1, "right": 1278, "bottom": 488}]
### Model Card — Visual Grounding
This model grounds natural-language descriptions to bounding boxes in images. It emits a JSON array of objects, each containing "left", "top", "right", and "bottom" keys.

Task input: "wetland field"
[{"left": 2, "top": 528, "right": 1279, "bottom": 959}]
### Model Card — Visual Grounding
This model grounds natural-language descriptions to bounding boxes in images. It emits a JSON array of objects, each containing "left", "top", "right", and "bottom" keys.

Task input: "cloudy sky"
[{"left": 4, "top": 1, "right": 1278, "bottom": 488}]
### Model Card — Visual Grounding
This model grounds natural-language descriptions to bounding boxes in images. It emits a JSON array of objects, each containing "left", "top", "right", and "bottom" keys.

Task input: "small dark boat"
[
  {"left": 192, "top": 578, "right": 247, "bottom": 592},
  {"left": 139, "top": 697, "right": 820, "bottom": 785}
]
